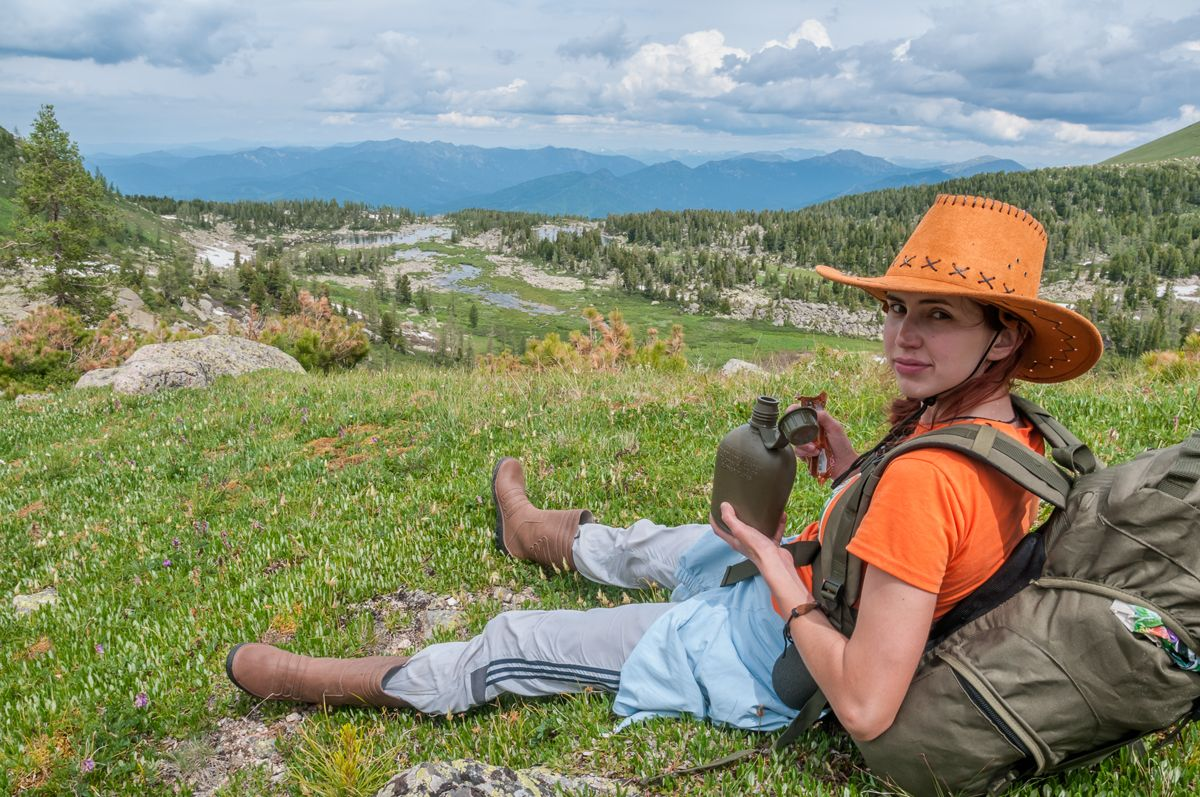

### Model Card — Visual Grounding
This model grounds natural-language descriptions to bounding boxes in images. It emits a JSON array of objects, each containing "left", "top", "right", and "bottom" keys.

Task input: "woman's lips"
[{"left": 892, "top": 359, "right": 930, "bottom": 376}]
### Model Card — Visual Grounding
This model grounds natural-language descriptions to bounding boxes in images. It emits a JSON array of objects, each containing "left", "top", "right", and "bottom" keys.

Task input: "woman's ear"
[{"left": 985, "top": 323, "right": 1026, "bottom": 362}]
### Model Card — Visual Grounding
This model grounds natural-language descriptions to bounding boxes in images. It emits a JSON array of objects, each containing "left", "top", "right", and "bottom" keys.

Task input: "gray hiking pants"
[{"left": 382, "top": 520, "right": 711, "bottom": 714}]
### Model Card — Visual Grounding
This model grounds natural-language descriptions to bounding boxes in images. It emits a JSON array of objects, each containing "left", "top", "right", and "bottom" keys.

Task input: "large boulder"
[{"left": 75, "top": 335, "right": 304, "bottom": 395}]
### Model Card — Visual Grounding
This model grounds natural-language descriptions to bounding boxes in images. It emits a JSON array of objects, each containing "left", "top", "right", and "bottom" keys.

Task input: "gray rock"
[
  {"left": 13, "top": 587, "right": 57, "bottom": 615},
  {"left": 14, "top": 392, "right": 52, "bottom": 406},
  {"left": 375, "top": 759, "right": 635, "bottom": 797},
  {"left": 719, "top": 358, "right": 766, "bottom": 377},
  {"left": 115, "top": 287, "right": 159, "bottom": 333},
  {"left": 74, "top": 335, "right": 304, "bottom": 396},
  {"left": 421, "top": 609, "right": 463, "bottom": 639}
]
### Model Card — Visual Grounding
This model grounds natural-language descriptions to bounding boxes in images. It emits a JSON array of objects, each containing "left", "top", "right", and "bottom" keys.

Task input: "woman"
[{"left": 226, "top": 195, "right": 1102, "bottom": 746}]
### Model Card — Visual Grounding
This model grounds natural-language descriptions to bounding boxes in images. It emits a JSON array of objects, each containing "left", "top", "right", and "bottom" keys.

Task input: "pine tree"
[
  {"left": 468, "top": 302, "right": 479, "bottom": 329},
  {"left": 395, "top": 273, "right": 412, "bottom": 305},
  {"left": 15, "top": 105, "right": 114, "bottom": 317},
  {"left": 380, "top": 311, "right": 396, "bottom": 346}
]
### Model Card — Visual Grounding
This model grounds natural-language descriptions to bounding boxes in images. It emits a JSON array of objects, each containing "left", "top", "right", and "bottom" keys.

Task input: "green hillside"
[
  {"left": 1102, "top": 121, "right": 1200, "bottom": 164},
  {"left": 0, "top": 126, "right": 17, "bottom": 235},
  {"left": 2, "top": 356, "right": 1198, "bottom": 794}
]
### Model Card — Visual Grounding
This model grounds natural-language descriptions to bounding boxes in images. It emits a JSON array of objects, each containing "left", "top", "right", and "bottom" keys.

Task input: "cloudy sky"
[{"left": 1, "top": 0, "right": 1197, "bottom": 165}]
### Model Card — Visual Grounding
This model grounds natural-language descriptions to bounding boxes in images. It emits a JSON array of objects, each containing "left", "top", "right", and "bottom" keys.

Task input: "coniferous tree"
[
  {"left": 380, "top": 311, "right": 396, "bottom": 346},
  {"left": 15, "top": 105, "right": 114, "bottom": 317},
  {"left": 395, "top": 273, "right": 412, "bottom": 306}
]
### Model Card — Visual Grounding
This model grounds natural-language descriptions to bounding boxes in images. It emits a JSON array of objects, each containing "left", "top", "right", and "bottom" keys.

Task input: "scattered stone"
[
  {"left": 159, "top": 716, "right": 294, "bottom": 797},
  {"left": 13, "top": 392, "right": 52, "bottom": 407},
  {"left": 74, "top": 335, "right": 304, "bottom": 395},
  {"left": 421, "top": 609, "right": 463, "bottom": 639},
  {"left": 719, "top": 358, "right": 766, "bottom": 377},
  {"left": 349, "top": 586, "right": 539, "bottom": 656},
  {"left": 13, "top": 587, "right": 57, "bottom": 616},
  {"left": 375, "top": 759, "right": 636, "bottom": 797}
]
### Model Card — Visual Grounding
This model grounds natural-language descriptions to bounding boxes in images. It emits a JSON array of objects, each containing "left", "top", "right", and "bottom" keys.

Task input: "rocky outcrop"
[
  {"left": 74, "top": 335, "right": 304, "bottom": 395},
  {"left": 375, "top": 759, "right": 636, "bottom": 797},
  {"left": 115, "top": 288, "right": 160, "bottom": 333},
  {"left": 13, "top": 587, "right": 57, "bottom": 616},
  {"left": 719, "top": 358, "right": 766, "bottom": 377}
]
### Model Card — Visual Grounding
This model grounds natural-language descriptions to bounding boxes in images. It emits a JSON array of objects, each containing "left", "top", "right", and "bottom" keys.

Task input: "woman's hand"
[
  {"left": 786, "top": 403, "right": 859, "bottom": 482},
  {"left": 711, "top": 502, "right": 811, "bottom": 609}
]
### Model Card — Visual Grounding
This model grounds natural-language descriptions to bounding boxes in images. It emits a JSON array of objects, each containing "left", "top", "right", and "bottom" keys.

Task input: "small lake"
[
  {"left": 431, "top": 264, "right": 562, "bottom": 315},
  {"left": 334, "top": 226, "right": 453, "bottom": 248}
]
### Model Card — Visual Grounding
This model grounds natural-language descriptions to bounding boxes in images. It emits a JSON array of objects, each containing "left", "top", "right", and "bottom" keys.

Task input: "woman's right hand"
[{"left": 786, "top": 403, "right": 858, "bottom": 483}]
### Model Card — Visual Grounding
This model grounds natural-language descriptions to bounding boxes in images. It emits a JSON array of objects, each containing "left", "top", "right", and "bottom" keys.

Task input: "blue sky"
[{"left": 1, "top": 0, "right": 1197, "bottom": 165}]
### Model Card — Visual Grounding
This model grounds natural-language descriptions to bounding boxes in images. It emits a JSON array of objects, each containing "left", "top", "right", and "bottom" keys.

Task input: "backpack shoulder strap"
[
  {"left": 1010, "top": 394, "right": 1100, "bottom": 475},
  {"left": 813, "top": 420, "right": 1073, "bottom": 634}
]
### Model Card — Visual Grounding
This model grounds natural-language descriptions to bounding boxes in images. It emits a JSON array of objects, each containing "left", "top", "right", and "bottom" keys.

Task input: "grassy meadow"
[{"left": 2, "top": 351, "right": 1200, "bottom": 795}]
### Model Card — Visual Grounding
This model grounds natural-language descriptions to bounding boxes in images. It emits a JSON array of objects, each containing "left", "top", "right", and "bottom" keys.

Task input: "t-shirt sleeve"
[{"left": 844, "top": 455, "right": 966, "bottom": 594}]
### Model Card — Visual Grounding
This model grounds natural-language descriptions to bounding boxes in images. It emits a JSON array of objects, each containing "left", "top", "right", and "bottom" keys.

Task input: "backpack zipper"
[
  {"left": 952, "top": 671, "right": 1033, "bottom": 759},
  {"left": 940, "top": 652, "right": 1046, "bottom": 773}
]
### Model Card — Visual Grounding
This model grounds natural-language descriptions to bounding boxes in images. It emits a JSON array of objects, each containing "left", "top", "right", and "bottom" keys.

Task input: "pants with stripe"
[{"left": 382, "top": 519, "right": 711, "bottom": 714}]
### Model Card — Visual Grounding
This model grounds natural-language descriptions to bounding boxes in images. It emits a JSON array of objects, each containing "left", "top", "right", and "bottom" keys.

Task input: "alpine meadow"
[{"left": 4, "top": 4, "right": 1200, "bottom": 794}]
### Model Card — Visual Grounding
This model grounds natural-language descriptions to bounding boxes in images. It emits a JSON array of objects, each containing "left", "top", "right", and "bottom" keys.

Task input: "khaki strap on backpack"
[{"left": 1159, "top": 432, "right": 1200, "bottom": 499}]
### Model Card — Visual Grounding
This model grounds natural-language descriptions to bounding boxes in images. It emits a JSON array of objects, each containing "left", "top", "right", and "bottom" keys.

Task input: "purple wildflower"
[
  {"left": 95, "top": 643, "right": 105, "bottom": 655},
  {"left": 134, "top": 692, "right": 148, "bottom": 708},
  {"left": 81, "top": 757, "right": 95, "bottom": 773},
  {"left": 172, "top": 537, "right": 181, "bottom": 548},
  {"left": 162, "top": 558, "right": 172, "bottom": 568}
]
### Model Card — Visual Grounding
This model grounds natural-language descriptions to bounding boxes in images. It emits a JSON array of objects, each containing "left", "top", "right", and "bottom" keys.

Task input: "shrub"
[
  {"left": 477, "top": 308, "right": 687, "bottom": 373},
  {"left": 238, "top": 291, "right": 369, "bottom": 372},
  {"left": 0, "top": 306, "right": 143, "bottom": 397}
]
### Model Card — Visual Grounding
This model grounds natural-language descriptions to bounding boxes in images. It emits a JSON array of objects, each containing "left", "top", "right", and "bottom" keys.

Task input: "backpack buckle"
[{"left": 819, "top": 578, "right": 842, "bottom": 602}]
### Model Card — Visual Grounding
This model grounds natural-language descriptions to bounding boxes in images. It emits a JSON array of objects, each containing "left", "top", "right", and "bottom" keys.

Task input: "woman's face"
[{"left": 882, "top": 291, "right": 1006, "bottom": 400}]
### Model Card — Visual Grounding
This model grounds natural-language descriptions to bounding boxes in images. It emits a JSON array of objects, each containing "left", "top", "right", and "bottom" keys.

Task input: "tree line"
[{"left": 129, "top": 196, "right": 417, "bottom": 234}]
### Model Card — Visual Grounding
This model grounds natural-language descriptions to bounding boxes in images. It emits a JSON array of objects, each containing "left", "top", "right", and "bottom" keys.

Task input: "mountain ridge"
[{"left": 88, "top": 137, "right": 1025, "bottom": 216}]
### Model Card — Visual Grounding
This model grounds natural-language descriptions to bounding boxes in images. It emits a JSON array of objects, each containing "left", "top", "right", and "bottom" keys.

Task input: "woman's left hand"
[{"left": 711, "top": 503, "right": 811, "bottom": 607}]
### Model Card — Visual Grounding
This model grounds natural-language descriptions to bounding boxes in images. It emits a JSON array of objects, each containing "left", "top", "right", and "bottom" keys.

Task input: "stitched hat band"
[{"left": 816, "top": 194, "right": 1103, "bottom": 383}]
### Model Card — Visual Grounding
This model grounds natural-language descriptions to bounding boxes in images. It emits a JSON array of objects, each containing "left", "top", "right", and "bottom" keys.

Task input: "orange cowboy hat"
[{"left": 816, "top": 194, "right": 1103, "bottom": 383}]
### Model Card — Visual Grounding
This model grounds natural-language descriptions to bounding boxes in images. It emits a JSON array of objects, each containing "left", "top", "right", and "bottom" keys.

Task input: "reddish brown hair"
[{"left": 886, "top": 305, "right": 1032, "bottom": 427}]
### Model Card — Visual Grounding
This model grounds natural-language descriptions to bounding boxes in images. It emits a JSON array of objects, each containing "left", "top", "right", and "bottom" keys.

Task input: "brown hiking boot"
[
  {"left": 492, "top": 457, "right": 593, "bottom": 570},
  {"left": 225, "top": 643, "right": 411, "bottom": 708}
]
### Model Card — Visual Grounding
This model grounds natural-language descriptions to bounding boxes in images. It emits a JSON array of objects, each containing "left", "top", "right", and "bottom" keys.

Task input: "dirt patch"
[
  {"left": 304, "top": 424, "right": 389, "bottom": 470},
  {"left": 350, "top": 586, "right": 540, "bottom": 657},
  {"left": 159, "top": 713, "right": 304, "bottom": 796}
]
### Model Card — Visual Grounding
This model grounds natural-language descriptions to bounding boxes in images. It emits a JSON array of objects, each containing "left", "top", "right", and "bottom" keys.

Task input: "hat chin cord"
[{"left": 832, "top": 328, "right": 1004, "bottom": 490}]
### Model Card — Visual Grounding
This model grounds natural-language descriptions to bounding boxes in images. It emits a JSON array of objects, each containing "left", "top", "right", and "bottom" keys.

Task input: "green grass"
[
  {"left": 2, "top": 352, "right": 1199, "bottom": 794},
  {"left": 0, "top": 195, "right": 16, "bottom": 236},
  {"left": 1102, "top": 121, "right": 1200, "bottom": 164}
]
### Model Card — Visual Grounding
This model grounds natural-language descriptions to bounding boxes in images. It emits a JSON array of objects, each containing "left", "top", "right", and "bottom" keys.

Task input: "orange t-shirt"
[{"left": 795, "top": 419, "right": 1044, "bottom": 620}]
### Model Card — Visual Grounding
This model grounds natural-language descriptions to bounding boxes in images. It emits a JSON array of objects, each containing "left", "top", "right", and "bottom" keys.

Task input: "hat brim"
[{"left": 815, "top": 265, "right": 1103, "bottom": 384}]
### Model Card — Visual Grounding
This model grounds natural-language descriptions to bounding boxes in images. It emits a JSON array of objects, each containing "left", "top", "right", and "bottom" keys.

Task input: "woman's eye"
[
  {"left": 930, "top": 310, "right": 951, "bottom": 320},
  {"left": 887, "top": 302, "right": 906, "bottom": 314}
]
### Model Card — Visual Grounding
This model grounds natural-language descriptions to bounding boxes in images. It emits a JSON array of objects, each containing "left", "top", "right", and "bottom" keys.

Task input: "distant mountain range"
[{"left": 86, "top": 138, "right": 1025, "bottom": 217}]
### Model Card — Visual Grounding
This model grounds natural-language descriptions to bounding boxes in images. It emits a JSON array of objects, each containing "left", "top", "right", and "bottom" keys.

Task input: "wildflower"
[
  {"left": 172, "top": 537, "right": 181, "bottom": 548},
  {"left": 95, "top": 643, "right": 104, "bottom": 655},
  {"left": 134, "top": 692, "right": 148, "bottom": 708},
  {"left": 81, "top": 757, "right": 95, "bottom": 773},
  {"left": 162, "top": 558, "right": 172, "bottom": 568}
]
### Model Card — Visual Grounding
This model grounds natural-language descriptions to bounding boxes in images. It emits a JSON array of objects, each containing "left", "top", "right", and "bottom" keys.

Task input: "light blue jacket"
[{"left": 612, "top": 531, "right": 801, "bottom": 731}]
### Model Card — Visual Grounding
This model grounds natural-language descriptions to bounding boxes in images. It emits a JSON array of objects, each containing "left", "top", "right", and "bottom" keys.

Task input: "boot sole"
[
  {"left": 491, "top": 457, "right": 514, "bottom": 557},
  {"left": 225, "top": 642, "right": 250, "bottom": 695}
]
